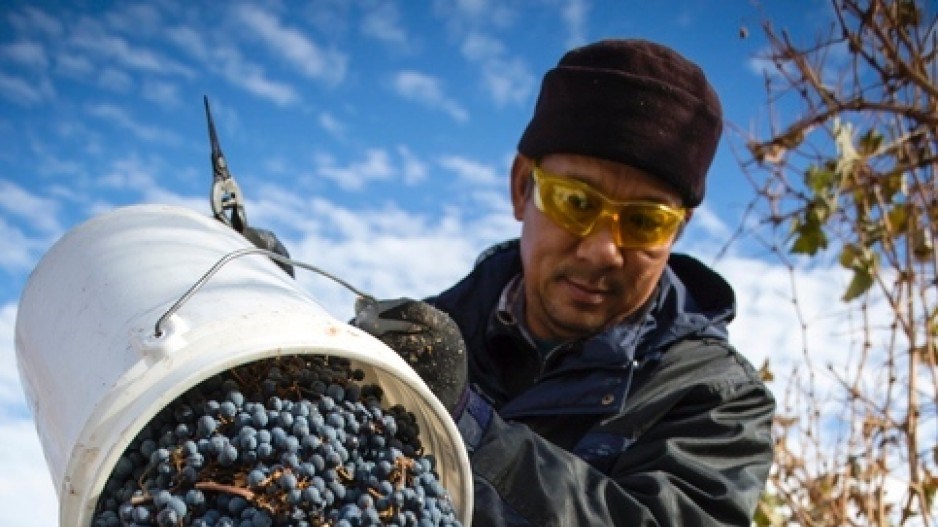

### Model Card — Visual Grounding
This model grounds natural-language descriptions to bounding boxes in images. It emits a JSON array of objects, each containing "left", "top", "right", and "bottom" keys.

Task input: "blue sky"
[{"left": 0, "top": 1, "right": 857, "bottom": 524}]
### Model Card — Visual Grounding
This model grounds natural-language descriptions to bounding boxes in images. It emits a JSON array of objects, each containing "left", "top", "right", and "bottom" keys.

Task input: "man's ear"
[{"left": 510, "top": 154, "right": 534, "bottom": 221}]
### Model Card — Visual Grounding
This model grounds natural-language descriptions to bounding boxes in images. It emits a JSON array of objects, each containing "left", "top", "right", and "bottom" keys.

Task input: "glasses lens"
[
  {"left": 616, "top": 203, "right": 683, "bottom": 248},
  {"left": 534, "top": 172, "right": 601, "bottom": 235}
]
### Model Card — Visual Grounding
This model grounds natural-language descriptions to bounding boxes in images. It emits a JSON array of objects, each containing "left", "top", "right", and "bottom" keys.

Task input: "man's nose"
[{"left": 575, "top": 218, "right": 623, "bottom": 267}]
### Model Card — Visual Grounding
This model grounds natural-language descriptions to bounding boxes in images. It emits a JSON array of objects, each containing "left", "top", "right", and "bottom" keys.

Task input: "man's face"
[{"left": 510, "top": 153, "right": 687, "bottom": 342}]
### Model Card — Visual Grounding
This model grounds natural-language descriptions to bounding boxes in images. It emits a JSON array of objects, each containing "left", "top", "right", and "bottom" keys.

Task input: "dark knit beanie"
[{"left": 518, "top": 39, "right": 722, "bottom": 207}]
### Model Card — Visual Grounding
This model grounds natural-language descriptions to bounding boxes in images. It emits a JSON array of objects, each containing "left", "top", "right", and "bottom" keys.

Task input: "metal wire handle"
[{"left": 153, "top": 247, "right": 375, "bottom": 337}]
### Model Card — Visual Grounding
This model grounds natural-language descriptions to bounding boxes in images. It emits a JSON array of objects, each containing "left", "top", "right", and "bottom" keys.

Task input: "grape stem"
[{"left": 194, "top": 481, "right": 255, "bottom": 500}]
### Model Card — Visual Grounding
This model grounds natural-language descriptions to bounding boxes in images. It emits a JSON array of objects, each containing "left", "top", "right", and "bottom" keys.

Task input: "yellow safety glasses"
[{"left": 531, "top": 165, "right": 687, "bottom": 249}]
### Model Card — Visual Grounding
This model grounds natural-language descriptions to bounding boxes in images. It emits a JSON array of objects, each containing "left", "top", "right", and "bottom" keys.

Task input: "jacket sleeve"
[{"left": 464, "top": 342, "right": 776, "bottom": 527}]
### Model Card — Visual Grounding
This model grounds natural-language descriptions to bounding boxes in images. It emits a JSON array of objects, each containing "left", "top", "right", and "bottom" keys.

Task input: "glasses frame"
[{"left": 530, "top": 164, "right": 688, "bottom": 249}]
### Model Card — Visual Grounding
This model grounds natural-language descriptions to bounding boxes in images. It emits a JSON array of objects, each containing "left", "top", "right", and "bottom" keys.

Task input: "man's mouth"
[{"left": 560, "top": 275, "right": 610, "bottom": 305}]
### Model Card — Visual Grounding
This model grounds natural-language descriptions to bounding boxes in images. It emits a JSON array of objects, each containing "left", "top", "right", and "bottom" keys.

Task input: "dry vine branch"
[{"left": 737, "top": 1, "right": 938, "bottom": 525}]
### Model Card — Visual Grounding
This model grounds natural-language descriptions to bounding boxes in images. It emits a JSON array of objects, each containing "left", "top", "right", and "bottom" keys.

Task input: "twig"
[{"left": 194, "top": 481, "right": 256, "bottom": 501}]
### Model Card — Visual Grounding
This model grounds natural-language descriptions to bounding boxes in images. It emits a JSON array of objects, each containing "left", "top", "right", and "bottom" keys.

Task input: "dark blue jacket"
[{"left": 430, "top": 240, "right": 775, "bottom": 526}]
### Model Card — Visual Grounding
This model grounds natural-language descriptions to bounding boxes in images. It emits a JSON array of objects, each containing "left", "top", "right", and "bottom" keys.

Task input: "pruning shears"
[
  {"left": 352, "top": 297, "right": 426, "bottom": 336},
  {"left": 204, "top": 95, "right": 247, "bottom": 233}
]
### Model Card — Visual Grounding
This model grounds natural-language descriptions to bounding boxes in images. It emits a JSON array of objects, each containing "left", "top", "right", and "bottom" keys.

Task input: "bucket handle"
[{"left": 154, "top": 247, "right": 375, "bottom": 338}]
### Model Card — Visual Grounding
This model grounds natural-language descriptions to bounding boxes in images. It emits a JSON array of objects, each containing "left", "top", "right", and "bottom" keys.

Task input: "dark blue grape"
[
  {"left": 278, "top": 471, "right": 297, "bottom": 490},
  {"left": 253, "top": 410, "right": 269, "bottom": 429},
  {"left": 131, "top": 505, "right": 150, "bottom": 523},
  {"left": 257, "top": 442, "right": 274, "bottom": 459},
  {"left": 218, "top": 443, "right": 238, "bottom": 466},
  {"left": 165, "top": 496, "right": 187, "bottom": 516},
  {"left": 186, "top": 488, "right": 206, "bottom": 509},
  {"left": 227, "top": 390, "right": 245, "bottom": 407},
  {"left": 228, "top": 495, "right": 248, "bottom": 516},
  {"left": 247, "top": 468, "right": 266, "bottom": 487},
  {"left": 156, "top": 507, "right": 179, "bottom": 527},
  {"left": 219, "top": 400, "right": 237, "bottom": 419},
  {"left": 93, "top": 356, "right": 463, "bottom": 527}
]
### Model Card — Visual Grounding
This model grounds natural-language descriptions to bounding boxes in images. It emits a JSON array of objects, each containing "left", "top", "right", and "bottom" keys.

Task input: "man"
[{"left": 354, "top": 38, "right": 775, "bottom": 526}]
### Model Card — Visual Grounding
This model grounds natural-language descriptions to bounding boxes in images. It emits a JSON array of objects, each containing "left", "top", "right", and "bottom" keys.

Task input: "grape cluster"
[{"left": 91, "top": 355, "right": 463, "bottom": 527}]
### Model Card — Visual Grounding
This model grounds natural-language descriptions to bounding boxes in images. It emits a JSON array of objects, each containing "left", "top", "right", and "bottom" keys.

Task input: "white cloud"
[
  {"left": 0, "top": 419, "right": 57, "bottom": 526},
  {"left": 687, "top": 203, "right": 733, "bottom": 241},
  {"left": 392, "top": 71, "right": 469, "bottom": 122},
  {"left": 97, "top": 66, "right": 134, "bottom": 92},
  {"left": 103, "top": 3, "right": 164, "bottom": 38},
  {"left": 0, "top": 72, "right": 53, "bottom": 105},
  {"left": 399, "top": 145, "right": 428, "bottom": 185},
  {"left": 0, "top": 40, "right": 49, "bottom": 70},
  {"left": 438, "top": 155, "right": 500, "bottom": 186},
  {"left": 560, "top": 0, "right": 590, "bottom": 48},
  {"left": 0, "top": 304, "right": 54, "bottom": 525},
  {"left": 0, "top": 303, "right": 25, "bottom": 408},
  {"left": 746, "top": 52, "right": 782, "bottom": 78},
  {"left": 461, "top": 31, "right": 505, "bottom": 61},
  {"left": 460, "top": 32, "right": 535, "bottom": 106},
  {"left": 235, "top": 5, "right": 348, "bottom": 87},
  {"left": 478, "top": 56, "right": 535, "bottom": 106},
  {"left": 96, "top": 155, "right": 156, "bottom": 191},
  {"left": 92, "top": 155, "right": 204, "bottom": 216},
  {"left": 0, "top": 217, "right": 45, "bottom": 273},
  {"left": 138, "top": 188, "right": 209, "bottom": 216},
  {"left": 141, "top": 79, "right": 181, "bottom": 107},
  {"left": 246, "top": 184, "right": 313, "bottom": 230},
  {"left": 360, "top": 2, "right": 410, "bottom": 47},
  {"left": 258, "top": 156, "right": 291, "bottom": 179},
  {"left": 8, "top": 6, "right": 64, "bottom": 38},
  {"left": 166, "top": 25, "right": 299, "bottom": 106},
  {"left": 0, "top": 180, "right": 61, "bottom": 234},
  {"left": 68, "top": 20, "right": 195, "bottom": 78},
  {"left": 28, "top": 135, "right": 93, "bottom": 178},
  {"left": 54, "top": 52, "right": 94, "bottom": 78},
  {"left": 435, "top": 0, "right": 516, "bottom": 30},
  {"left": 165, "top": 25, "right": 209, "bottom": 61},
  {"left": 218, "top": 46, "right": 301, "bottom": 106},
  {"left": 315, "top": 149, "right": 396, "bottom": 191},
  {"left": 452, "top": 0, "right": 493, "bottom": 18},
  {"left": 319, "top": 111, "right": 347, "bottom": 139},
  {"left": 313, "top": 147, "right": 434, "bottom": 191},
  {"left": 287, "top": 200, "right": 491, "bottom": 314},
  {"left": 438, "top": 185, "right": 517, "bottom": 242},
  {"left": 86, "top": 104, "right": 180, "bottom": 145}
]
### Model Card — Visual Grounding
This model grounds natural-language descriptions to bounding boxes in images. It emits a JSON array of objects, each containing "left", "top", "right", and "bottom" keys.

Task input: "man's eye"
[
  {"left": 626, "top": 212, "right": 663, "bottom": 230},
  {"left": 559, "top": 189, "right": 595, "bottom": 211}
]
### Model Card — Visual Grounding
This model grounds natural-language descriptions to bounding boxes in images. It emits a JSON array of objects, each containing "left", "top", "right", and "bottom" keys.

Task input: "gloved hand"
[
  {"left": 353, "top": 298, "right": 468, "bottom": 417},
  {"left": 241, "top": 226, "right": 294, "bottom": 277}
]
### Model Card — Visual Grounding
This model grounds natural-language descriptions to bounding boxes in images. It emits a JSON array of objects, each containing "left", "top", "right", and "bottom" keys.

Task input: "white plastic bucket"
[{"left": 14, "top": 204, "right": 472, "bottom": 527}]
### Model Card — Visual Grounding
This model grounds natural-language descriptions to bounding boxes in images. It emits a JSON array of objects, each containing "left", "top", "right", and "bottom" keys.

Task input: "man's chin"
[{"left": 547, "top": 306, "right": 610, "bottom": 340}]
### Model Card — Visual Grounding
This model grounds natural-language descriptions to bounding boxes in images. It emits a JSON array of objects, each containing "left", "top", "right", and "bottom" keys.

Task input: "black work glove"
[
  {"left": 353, "top": 298, "right": 469, "bottom": 417},
  {"left": 241, "top": 226, "right": 294, "bottom": 277}
]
